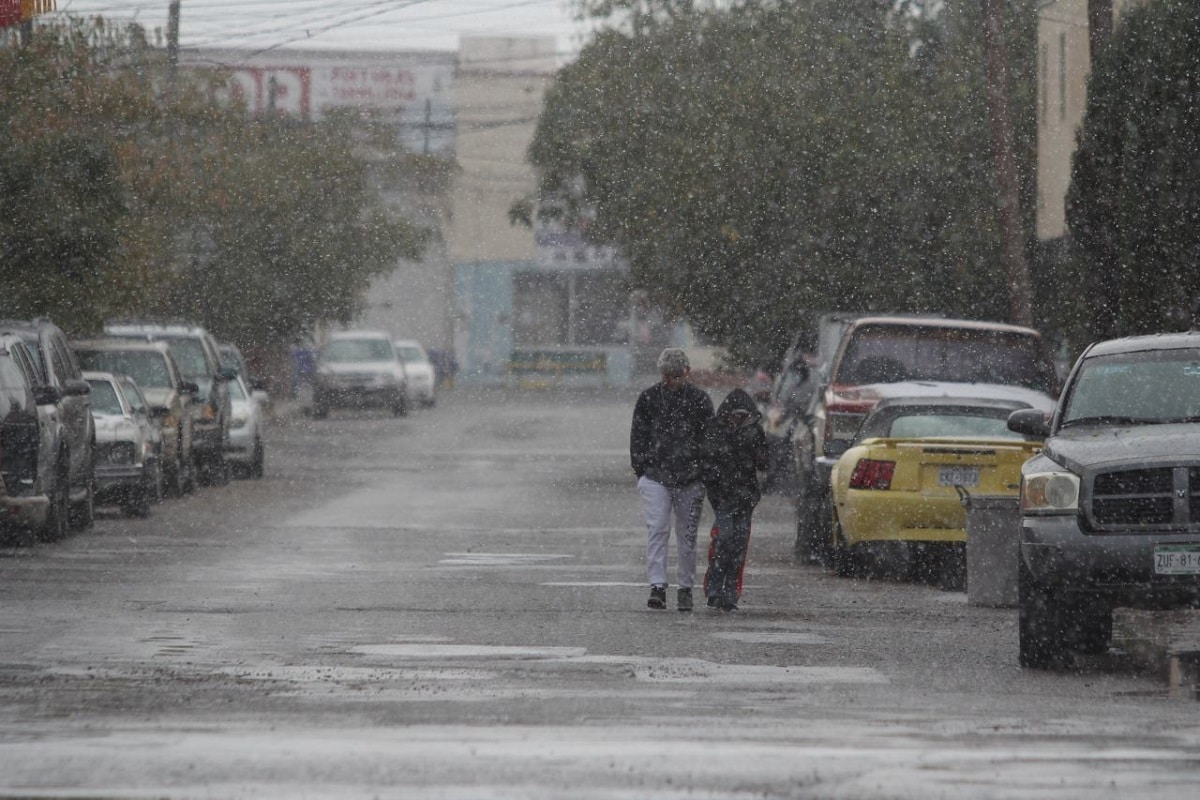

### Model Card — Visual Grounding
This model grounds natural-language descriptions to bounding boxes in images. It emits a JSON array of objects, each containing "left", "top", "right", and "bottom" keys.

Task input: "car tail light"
[{"left": 849, "top": 458, "right": 895, "bottom": 490}]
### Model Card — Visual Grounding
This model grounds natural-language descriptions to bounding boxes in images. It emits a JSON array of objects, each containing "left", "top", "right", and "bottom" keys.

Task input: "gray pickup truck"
[{"left": 1008, "top": 331, "right": 1200, "bottom": 669}]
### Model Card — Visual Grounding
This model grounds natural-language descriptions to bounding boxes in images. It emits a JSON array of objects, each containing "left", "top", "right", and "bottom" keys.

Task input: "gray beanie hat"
[{"left": 657, "top": 347, "right": 689, "bottom": 376}]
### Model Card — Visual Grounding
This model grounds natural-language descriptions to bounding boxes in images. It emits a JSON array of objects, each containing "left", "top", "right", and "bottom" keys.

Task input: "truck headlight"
[{"left": 1021, "top": 471, "right": 1080, "bottom": 514}]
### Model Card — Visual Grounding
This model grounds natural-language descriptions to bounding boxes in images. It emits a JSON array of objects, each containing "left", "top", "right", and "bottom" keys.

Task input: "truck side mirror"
[{"left": 1007, "top": 408, "right": 1050, "bottom": 439}]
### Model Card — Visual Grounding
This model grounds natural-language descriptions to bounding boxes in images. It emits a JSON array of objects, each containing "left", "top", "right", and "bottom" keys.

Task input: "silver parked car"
[
  {"left": 84, "top": 371, "right": 164, "bottom": 518},
  {"left": 0, "top": 334, "right": 62, "bottom": 542},
  {"left": 225, "top": 373, "right": 266, "bottom": 479},
  {"left": 0, "top": 318, "right": 96, "bottom": 532},
  {"left": 393, "top": 339, "right": 436, "bottom": 408},
  {"left": 73, "top": 338, "right": 197, "bottom": 497}
]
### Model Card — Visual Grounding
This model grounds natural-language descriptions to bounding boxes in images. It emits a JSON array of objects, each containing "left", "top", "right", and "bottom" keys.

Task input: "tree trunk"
[
  {"left": 1086, "top": 0, "right": 1117, "bottom": 339},
  {"left": 980, "top": 0, "right": 1033, "bottom": 327}
]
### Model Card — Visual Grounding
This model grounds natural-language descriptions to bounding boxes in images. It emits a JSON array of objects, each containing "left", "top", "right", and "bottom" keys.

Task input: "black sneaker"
[
  {"left": 677, "top": 588, "right": 693, "bottom": 612},
  {"left": 647, "top": 586, "right": 667, "bottom": 609}
]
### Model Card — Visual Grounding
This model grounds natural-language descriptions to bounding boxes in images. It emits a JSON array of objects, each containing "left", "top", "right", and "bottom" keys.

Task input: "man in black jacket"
[{"left": 630, "top": 348, "right": 714, "bottom": 611}]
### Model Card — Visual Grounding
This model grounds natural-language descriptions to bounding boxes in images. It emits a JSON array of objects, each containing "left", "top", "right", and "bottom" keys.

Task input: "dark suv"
[
  {"left": 1008, "top": 331, "right": 1200, "bottom": 669},
  {"left": 104, "top": 322, "right": 234, "bottom": 485},
  {"left": 0, "top": 318, "right": 96, "bottom": 531},
  {"left": 0, "top": 334, "right": 68, "bottom": 541}
]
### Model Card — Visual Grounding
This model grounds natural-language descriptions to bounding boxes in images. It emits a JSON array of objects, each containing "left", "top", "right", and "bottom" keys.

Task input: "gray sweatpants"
[{"left": 637, "top": 476, "right": 705, "bottom": 588}]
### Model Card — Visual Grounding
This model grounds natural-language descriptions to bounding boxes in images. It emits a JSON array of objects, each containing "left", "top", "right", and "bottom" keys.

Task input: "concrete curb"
[{"left": 1112, "top": 608, "right": 1200, "bottom": 699}]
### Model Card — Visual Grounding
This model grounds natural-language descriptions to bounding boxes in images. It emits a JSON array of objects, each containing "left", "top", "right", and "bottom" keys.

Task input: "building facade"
[
  {"left": 447, "top": 37, "right": 634, "bottom": 386},
  {"left": 1035, "top": 0, "right": 1144, "bottom": 242}
]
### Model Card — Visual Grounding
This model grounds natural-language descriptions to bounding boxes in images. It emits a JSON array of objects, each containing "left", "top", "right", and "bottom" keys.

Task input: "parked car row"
[
  {"left": 768, "top": 312, "right": 1200, "bottom": 670},
  {"left": 787, "top": 315, "right": 1059, "bottom": 563},
  {"left": 0, "top": 316, "right": 271, "bottom": 544}
]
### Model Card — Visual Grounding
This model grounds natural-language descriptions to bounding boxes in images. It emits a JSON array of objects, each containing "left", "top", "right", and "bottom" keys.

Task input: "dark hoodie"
[
  {"left": 700, "top": 388, "right": 768, "bottom": 512},
  {"left": 630, "top": 380, "right": 714, "bottom": 487}
]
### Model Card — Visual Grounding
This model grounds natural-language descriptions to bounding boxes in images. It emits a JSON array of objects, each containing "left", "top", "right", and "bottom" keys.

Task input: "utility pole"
[
  {"left": 167, "top": 1, "right": 180, "bottom": 93},
  {"left": 980, "top": 0, "right": 1033, "bottom": 327}
]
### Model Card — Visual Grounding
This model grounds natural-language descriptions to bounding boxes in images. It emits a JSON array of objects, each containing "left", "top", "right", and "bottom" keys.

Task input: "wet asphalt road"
[{"left": 1, "top": 386, "right": 1198, "bottom": 798}]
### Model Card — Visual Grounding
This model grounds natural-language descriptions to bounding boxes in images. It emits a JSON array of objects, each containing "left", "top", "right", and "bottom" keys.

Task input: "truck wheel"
[
  {"left": 70, "top": 476, "right": 95, "bottom": 532},
  {"left": 794, "top": 486, "right": 831, "bottom": 566},
  {"left": 1018, "top": 558, "right": 1069, "bottom": 669},
  {"left": 249, "top": 437, "right": 265, "bottom": 479},
  {"left": 831, "top": 516, "right": 864, "bottom": 578},
  {"left": 165, "top": 452, "right": 184, "bottom": 497},
  {"left": 200, "top": 453, "right": 230, "bottom": 487},
  {"left": 182, "top": 452, "right": 198, "bottom": 494},
  {"left": 122, "top": 481, "right": 153, "bottom": 518},
  {"left": 39, "top": 475, "right": 70, "bottom": 543},
  {"left": 165, "top": 430, "right": 188, "bottom": 497}
]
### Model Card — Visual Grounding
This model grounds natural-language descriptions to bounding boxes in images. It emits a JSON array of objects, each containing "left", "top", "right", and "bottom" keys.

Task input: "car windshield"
[
  {"left": 886, "top": 412, "right": 1023, "bottom": 440},
  {"left": 836, "top": 326, "right": 1056, "bottom": 393},
  {"left": 323, "top": 339, "right": 393, "bottom": 363},
  {"left": 1061, "top": 349, "right": 1200, "bottom": 427},
  {"left": 395, "top": 346, "right": 425, "bottom": 364},
  {"left": 160, "top": 337, "right": 210, "bottom": 381},
  {"left": 118, "top": 378, "right": 147, "bottom": 413},
  {"left": 0, "top": 357, "right": 30, "bottom": 418},
  {"left": 227, "top": 376, "right": 247, "bottom": 401},
  {"left": 87, "top": 380, "right": 124, "bottom": 416},
  {"left": 855, "top": 404, "right": 1027, "bottom": 442},
  {"left": 76, "top": 351, "right": 171, "bottom": 390}
]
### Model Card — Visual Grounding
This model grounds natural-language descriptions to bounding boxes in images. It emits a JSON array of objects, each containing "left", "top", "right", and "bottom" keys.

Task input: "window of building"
[
  {"left": 1040, "top": 42, "right": 1049, "bottom": 126},
  {"left": 513, "top": 272, "right": 568, "bottom": 347},
  {"left": 1059, "top": 32, "right": 1067, "bottom": 121},
  {"left": 512, "top": 269, "right": 629, "bottom": 347}
]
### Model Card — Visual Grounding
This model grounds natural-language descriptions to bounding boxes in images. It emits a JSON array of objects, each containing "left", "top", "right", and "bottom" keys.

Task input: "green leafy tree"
[
  {"left": 0, "top": 20, "right": 151, "bottom": 333},
  {"left": 155, "top": 110, "right": 428, "bottom": 350},
  {"left": 1066, "top": 0, "right": 1200, "bottom": 339},
  {"left": 1, "top": 19, "right": 429, "bottom": 350},
  {"left": 530, "top": 0, "right": 1040, "bottom": 364}
]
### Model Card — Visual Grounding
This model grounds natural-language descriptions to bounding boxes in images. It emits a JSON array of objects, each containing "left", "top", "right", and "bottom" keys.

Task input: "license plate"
[
  {"left": 938, "top": 465, "right": 978, "bottom": 488},
  {"left": 1154, "top": 545, "right": 1200, "bottom": 575}
]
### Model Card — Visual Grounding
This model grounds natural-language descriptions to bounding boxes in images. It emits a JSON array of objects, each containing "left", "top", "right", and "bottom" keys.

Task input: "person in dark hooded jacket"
[{"left": 700, "top": 388, "right": 768, "bottom": 611}]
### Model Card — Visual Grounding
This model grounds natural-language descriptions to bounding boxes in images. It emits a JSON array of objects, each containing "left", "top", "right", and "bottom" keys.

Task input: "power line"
[
  {"left": 55, "top": 1, "right": 587, "bottom": 72},
  {"left": 56, "top": 0, "right": 585, "bottom": 52}
]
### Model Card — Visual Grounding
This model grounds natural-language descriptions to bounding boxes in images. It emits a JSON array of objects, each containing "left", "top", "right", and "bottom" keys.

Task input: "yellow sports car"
[{"left": 828, "top": 394, "right": 1044, "bottom": 581}]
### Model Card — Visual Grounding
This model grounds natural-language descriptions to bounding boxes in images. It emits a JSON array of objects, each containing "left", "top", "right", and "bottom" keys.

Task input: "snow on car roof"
[{"left": 858, "top": 380, "right": 1056, "bottom": 413}]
